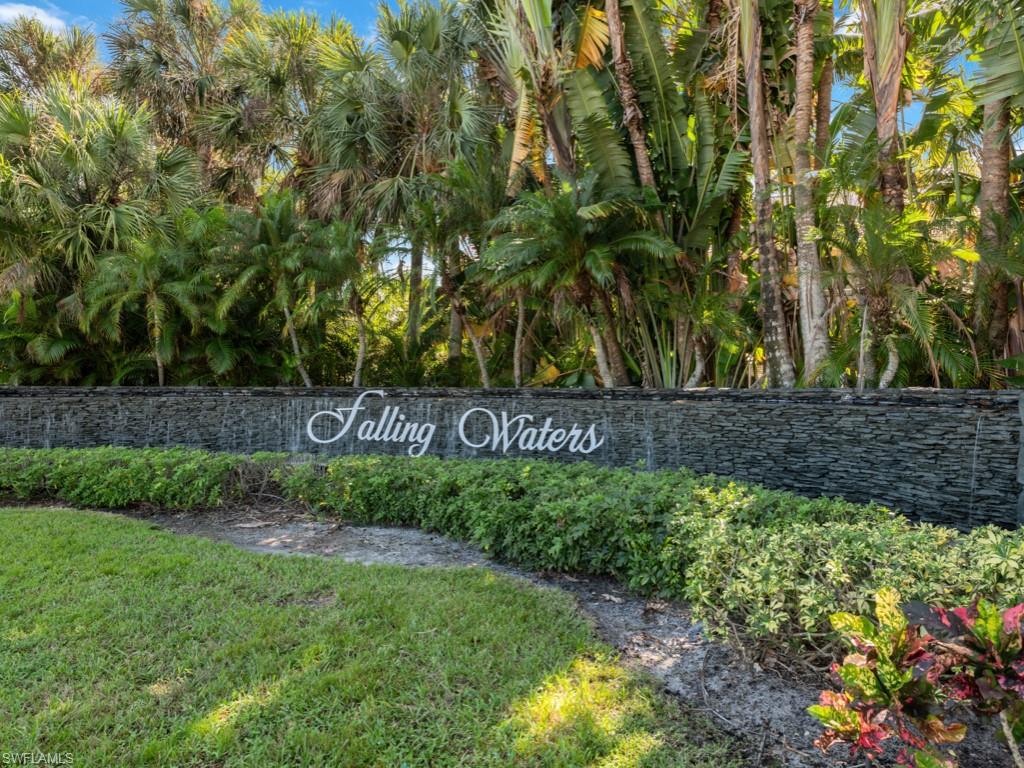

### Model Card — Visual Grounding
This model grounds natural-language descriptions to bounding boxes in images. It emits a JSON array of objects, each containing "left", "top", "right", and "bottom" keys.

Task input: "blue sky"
[{"left": 0, "top": 0, "right": 382, "bottom": 41}]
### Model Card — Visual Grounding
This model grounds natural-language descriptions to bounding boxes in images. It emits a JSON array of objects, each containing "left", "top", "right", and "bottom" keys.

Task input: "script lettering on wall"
[{"left": 306, "top": 390, "right": 606, "bottom": 457}]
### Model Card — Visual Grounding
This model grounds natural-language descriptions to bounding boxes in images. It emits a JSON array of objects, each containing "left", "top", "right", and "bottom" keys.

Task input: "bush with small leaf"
[{"left": 4, "top": 448, "right": 1024, "bottom": 665}]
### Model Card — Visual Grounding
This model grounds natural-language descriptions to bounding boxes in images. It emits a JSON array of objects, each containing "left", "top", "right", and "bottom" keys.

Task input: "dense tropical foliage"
[{"left": 0, "top": 0, "right": 1021, "bottom": 388}]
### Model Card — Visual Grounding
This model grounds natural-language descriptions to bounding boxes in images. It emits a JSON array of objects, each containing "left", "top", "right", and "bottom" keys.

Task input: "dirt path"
[{"left": 123, "top": 505, "right": 1008, "bottom": 768}]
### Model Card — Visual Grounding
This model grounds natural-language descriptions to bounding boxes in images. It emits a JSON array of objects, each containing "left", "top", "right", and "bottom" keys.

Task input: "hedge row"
[
  {"left": 0, "top": 447, "right": 258, "bottom": 508},
  {"left": 3, "top": 447, "right": 1023, "bottom": 658}
]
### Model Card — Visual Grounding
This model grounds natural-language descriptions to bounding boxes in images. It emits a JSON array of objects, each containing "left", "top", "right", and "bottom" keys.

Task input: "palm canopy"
[
  {"left": 0, "top": 0, "right": 1021, "bottom": 390},
  {"left": 0, "top": 75, "right": 198, "bottom": 280},
  {"left": 0, "top": 17, "right": 97, "bottom": 94},
  {"left": 310, "top": 0, "right": 491, "bottom": 222}
]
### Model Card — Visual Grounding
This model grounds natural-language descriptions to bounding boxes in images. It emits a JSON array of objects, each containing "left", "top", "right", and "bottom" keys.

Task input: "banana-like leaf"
[
  {"left": 712, "top": 144, "right": 749, "bottom": 200},
  {"left": 520, "top": 0, "right": 555, "bottom": 59},
  {"left": 574, "top": 5, "right": 609, "bottom": 70},
  {"left": 976, "top": 13, "right": 1024, "bottom": 107},
  {"left": 565, "top": 68, "right": 637, "bottom": 193},
  {"left": 621, "top": 0, "right": 690, "bottom": 181},
  {"left": 693, "top": 90, "right": 718, "bottom": 216},
  {"left": 508, "top": 91, "right": 540, "bottom": 188}
]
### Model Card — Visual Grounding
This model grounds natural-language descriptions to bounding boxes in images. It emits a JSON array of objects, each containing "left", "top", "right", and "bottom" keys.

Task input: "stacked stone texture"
[{"left": 0, "top": 387, "right": 1019, "bottom": 528}]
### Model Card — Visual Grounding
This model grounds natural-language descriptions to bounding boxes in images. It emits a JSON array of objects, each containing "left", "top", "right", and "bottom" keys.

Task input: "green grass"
[{"left": 0, "top": 508, "right": 743, "bottom": 768}]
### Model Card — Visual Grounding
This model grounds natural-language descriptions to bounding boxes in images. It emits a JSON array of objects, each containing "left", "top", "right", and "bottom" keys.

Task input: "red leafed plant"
[{"left": 809, "top": 587, "right": 1024, "bottom": 768}]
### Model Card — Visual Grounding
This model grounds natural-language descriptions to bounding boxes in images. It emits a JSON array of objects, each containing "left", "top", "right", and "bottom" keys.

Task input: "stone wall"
[{"left": 0, "top": 387, "right": 1020, "bottom": 528}]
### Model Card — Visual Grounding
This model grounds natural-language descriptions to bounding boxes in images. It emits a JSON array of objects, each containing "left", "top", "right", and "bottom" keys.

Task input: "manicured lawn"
[{"left": 0, "top": 508, "right": 742, "bottom": 767}]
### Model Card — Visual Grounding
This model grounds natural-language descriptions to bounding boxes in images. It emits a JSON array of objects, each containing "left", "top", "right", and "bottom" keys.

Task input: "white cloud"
[{"left": 0, "top": 3, "right": 67, "bottom": 30}]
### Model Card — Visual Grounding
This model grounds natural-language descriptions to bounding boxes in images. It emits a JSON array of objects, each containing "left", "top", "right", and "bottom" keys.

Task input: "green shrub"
[
  {"left": 0, "top": 447, "right": 264, "bottom": 508},
  {"left": 5, "top": 447, "right": 1024, "bottom": 662},
  {"left": 293, "top": 456, "right": 1024, "bottom": 661}
]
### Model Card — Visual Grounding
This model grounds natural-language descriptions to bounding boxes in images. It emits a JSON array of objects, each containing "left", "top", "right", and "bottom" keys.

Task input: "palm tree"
[
  {"left": 0, "top": 75, "right": 199, "bottom": 298},
  {"left": 312, "top": 0, "right": 490, "bottom": 358},
  {"left": 202, "top": 11, "right": 352, "bottom": 203},
  {"left": 216, "top": 191, "right": 319, "bottom": 387},
  {"left": 83, "top": 238, "right": 206, "bottom": 385},
  {"left": 0, "top": 16, "right": 97, "bottom": 93},
  {"left": 793, "top": 0, "right": 830, "bottom": 381},
  {"left": 105, "top": 0, "right": 248, "bottom": 182},
  {"left": 858, "top": 0, "right": 911, "bottom": 212},
  {"left": 969, "top": 0, "right": 1024, "bottom": 374},
  {"left": 739, "top": 0, "right": 795, "bottom": 387},
  {"left": 485, "top": 174, "right": 676, "bottom": 387}
]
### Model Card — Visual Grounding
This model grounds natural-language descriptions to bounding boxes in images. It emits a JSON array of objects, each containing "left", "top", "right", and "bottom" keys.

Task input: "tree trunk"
[
  {"left": 441, "top": 257, "right": 489, "bottom": 389},
  {"left": 605, "top": 0, "right": 657, "bottom": 190},
  {"left": 856, "top": 298, "right": 876, "bottom": 391},
  {"left": 405, "top": 240, "right": 424, "bottom": 354},
  {"left": 793, "top": 0, "right": 830, "bottom": 383},
  {"left": 725, "top": 201, "right": 746, "bottom": 297},
  {"left": 741, "top": 0, "right": 796, "bottom": 387},
  {"left": 460, "top": 310, "right": 491, "bottom": 389},
  {"left": 522, "top": 309, "right": 539, "bottom": 381},
  {"left": 707, "top": 0, "right": 724, "bottom": 34},
  {"left": 448, "top": 304, "right": 463, "bottom": 363},
  {"left": 353, "top": 294, "right": 367, "bottom": 388},
  {"left": 589, "top": 320, "right": 615, "bottom": 389},
  {"left": 446, "top": 248, "right": 463, "bottom": 373},
  {"left": 283, "top": 303, "right": 313, "bottom": 388},
  {"left": 599, "top": 291, "right": 630, "bottom": 386},
  {"left": 155, "top": 351, "right": 165, "bottom": 387},
  {"left": 878, "top": 336, "right": 899, "bottom": 389},
  {"left": 975, "top": 98, "right": 1012, "bottom": 374},
  {"left": 814, "top": 6, "right": 834, "bottom": 168},
  {"left": 685, "top": 337, "right": 706, "bottom": 388},
  {"left": 859, "top": 0, "right": 909, "bottom": 212},
  {"left": 514, "top": 288, "right": 527, "bottom": 387}
]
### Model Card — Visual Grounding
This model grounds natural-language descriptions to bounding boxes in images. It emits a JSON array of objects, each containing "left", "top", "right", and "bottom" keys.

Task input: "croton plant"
[{"left": 809, "top": 588, "right": 1024, "bottom": 768}]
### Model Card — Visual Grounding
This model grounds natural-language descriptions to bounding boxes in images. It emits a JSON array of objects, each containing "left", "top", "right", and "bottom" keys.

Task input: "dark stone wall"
[{"left": 0, "top": 387, "right": 1020, "bottom": 528}]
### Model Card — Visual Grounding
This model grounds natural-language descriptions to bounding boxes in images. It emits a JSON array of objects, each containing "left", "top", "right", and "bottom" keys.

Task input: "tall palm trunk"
[
  {"left": 149, "top": 299, "right": 166, "bottom": 387},
  {"left": 448, "top": 305, "right": 463, "bottom": 367},
  {"left": 442, "top": 260, "right": 490, "bottom": 388},
  {"left": 793, "top": 0, "right": 829, "bottom": 382},
  {"left": 685, "top": 337, "right": 706, "bottom": 388},
  {"left": 599, "top": 291, "right": 630, "bottom": 386},
  {"left": 860, "top": 0, "right": 909, "bottom": 212},
  {"left": 707, "top": 0, "right": 724, "bottom": 33},
  {"left": 588, "top": 319, "right": 615, "bottom": 388},
  {"left": 282, "top": 303, "right": 312, "bottom": 388},
  {"left": 461, "top": 313, "right": 492, "bottom": 389},
  {"left": 814, "top": 5, "right": 834, "bottom": 168},
  {"left": 352, "top": 292, "right": 367, "bottom": 388},
  {"left": 605, "top": 0, "right": 657, "bottom": 190},
  {"left": 878, "top": 337, "right": 899, "bottom": 389},
  {"left": 856, "top": 299, "right": 876, "bottom": 392},
  {"left": 155, "top": 349, "right": 165, "bottom": 387},
  {"left": 740, "top": 0, "right": 796, "bottom": 387},
  {"left": 513, "top": 288, "right": 527, "bottom": 387},
  {"left": 975, "top": 98, "right": 1012, "bottom": 374},
  {"left": 446, "top": 249, "right": 463, "bottom": 379},
  {"left": 405, "top": 240, "right": 424, "bottom": 354}
]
